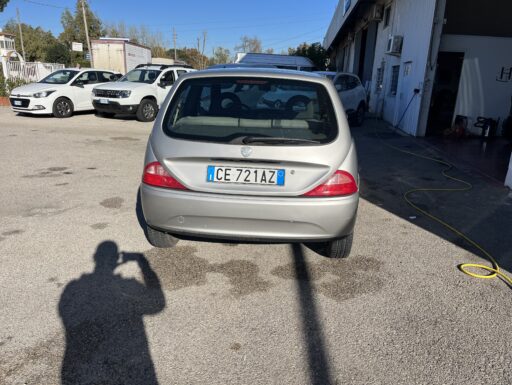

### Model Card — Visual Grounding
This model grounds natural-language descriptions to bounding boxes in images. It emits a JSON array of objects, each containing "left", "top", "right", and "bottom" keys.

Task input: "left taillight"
[
  {"left": 142, "top": 161, "right": 188, "bottom": 190},
  {"left": 303, "top": 170, "right": 358, "bottom": 197}
]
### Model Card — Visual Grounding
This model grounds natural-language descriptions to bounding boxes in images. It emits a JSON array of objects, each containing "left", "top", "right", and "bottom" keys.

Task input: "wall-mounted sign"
[
  {"left": 343, "top": 0, "right": 351, "bottom": 16},
  {"left": 71, "top": 42, "right": 83, "bottom": 52},
  {"left": 496, "top": 66, "right": 512, "bottom": 82}
]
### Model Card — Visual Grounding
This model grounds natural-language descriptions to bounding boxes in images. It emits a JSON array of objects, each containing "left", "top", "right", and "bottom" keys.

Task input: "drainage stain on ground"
[
  {"left": 271, "top": 255, "right": 384, "bottom": 302},
  {"left": 2, "top": 229, "right": 24, "bottom": 236},
  {"left": 110, "top": 137, "right": 139, "bottom": 141},
  {"left": 23, "top": 167, "right": 71, "bottom": 178},
  {"left": 0, "top": 332, "right": 62, "bottom": 385},
  {"left": 146, "top": 246, "right": 271, "bottom": 297},
  {"left": 90, "top": 223, "right": 109, "bottom": 230},
  {"left": 230, "top": 342, "right": 242, "bottom": 351},
  {"left": 100, "top": 197, "right": 124, "bottom": 209}
]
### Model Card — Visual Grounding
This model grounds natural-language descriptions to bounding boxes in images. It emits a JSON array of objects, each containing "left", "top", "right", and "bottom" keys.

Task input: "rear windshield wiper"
[{"left": 241, "top": 136, "right": 321, "bottom": 145}]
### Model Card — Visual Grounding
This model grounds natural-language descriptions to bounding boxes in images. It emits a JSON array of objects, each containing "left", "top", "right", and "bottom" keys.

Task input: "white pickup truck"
[{"left": 92, "top": 64, "right": 196, "bottom": 122}]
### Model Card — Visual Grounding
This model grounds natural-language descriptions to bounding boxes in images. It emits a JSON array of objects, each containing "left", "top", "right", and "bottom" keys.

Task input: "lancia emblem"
[{"left": 241, "top": 146, "right": 252, "bottom": 158}]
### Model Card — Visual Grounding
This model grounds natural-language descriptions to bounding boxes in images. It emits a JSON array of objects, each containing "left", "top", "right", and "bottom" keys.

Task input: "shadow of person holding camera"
[{"left": 59, "top": 241, "right": 165, "bottom": 385}]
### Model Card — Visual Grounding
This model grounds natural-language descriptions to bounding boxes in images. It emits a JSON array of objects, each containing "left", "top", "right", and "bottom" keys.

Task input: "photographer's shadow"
[{"left": 59, "top": 241, "right": 165, "bottom": 385}]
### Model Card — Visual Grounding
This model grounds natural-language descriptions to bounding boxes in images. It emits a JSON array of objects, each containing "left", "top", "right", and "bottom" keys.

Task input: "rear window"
[{"left": 163, "top": 77, "right": 337, "bottom": 145}]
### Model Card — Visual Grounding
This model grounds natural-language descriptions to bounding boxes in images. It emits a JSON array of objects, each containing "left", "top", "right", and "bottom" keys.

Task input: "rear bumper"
[
  {"left": 92, "top": 100, "right": 138, "bottom": 114},
  {"left": 141, "top": 184, "right": 359, "bottom": 241}
]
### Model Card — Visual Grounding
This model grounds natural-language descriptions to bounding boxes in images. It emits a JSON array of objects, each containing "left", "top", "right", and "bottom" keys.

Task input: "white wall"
[
  {"left": 439, "top": 35, "right": 512, "bottom": 135},
  {"left": 506, "top": 155, "right": 512, "bottom": 189},
  {"left": 368, "top": 0, "right": 437, "bottom": 135}
]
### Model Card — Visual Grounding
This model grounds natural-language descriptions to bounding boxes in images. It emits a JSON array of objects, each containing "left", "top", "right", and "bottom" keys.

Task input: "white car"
[
  {"left": 92, "top": 64, "right": 196, "bottom": 122},
  {"left": 9, "top": 68, "right": 120, "bottom": 118},
  {"left": 314, "top": 71, "right": 337, "bottom": 81},
  {"left": 332, "top": 72, "right": 367, "bottom": 126},
  {"left": 258, "top": 72, "right": 367, "bottom": 126}
]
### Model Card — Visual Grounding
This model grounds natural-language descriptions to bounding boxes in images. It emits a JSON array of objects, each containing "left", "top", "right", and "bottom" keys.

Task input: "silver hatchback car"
[{"left": 140, "top": 68, "right": 359, "bottom": 258}]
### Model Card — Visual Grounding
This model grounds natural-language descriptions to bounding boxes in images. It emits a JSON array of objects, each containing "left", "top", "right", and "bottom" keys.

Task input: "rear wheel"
[
  {"left": 146, "top": 226, "right": 179, "bottom": 248},
  {"left": 325, "top": 233, "right": 353, "bottom": 258},
  {"left": 137, "top": 99, "right": 158, "bottom": 122},
  {"left": 286, "top": 96, "right": 310, "bottom": 112},
  {"left": 353, "top": 103, "right": 365, "bottom": 127},
  {"left": 53, "top": 97, "right": 74, "bottom": 118}
]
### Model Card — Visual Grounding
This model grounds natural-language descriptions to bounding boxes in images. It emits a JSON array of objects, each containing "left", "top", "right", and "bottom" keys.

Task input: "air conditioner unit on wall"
[
  {"left": 386, "top": 35, "right": 403, "bottom": 56},
  {"left": 370, "top": 4, "right": 384, "bottom": 21}
]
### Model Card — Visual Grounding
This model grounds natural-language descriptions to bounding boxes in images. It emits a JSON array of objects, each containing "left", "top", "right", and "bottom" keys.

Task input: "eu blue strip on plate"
[
  {"left": 277, "top": 169, "right": 285, "bottom": 186},
  {"left": 207, "top": 166, "right": 215, "bottom": 182}
]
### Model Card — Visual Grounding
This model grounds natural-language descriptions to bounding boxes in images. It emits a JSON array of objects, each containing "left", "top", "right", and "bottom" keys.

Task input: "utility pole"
[
  {"left": 81, "top": 0, "right": 93, "bottom": 67},
  {"left": 172, "top": 28, "right": 177, "bottom": 61},
  {"left": 16, "top": 8, "right": 26, "bottom": 61},
  {"left": 201, "top": 31, "right": 207, "bottom": 70}
]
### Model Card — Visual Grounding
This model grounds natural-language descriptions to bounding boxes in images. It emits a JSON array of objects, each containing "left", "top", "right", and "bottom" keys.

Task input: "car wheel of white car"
[
  {"left": 137, "top": 99, "right": 158, "bottom": 122},
  {"left": 353, "top": 103, "right": 365, "bottom": 127},
  {"left": 286, "top": 96, "right": 310, "bottom": 112},
  {"left": 53, "top": 97, "right": 74, "bottom": 118}
]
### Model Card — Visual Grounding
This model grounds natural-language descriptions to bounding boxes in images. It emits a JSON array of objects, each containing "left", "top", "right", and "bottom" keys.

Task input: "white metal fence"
[{"left": 5, "top": 61, "right": 65, "bottom": 82}]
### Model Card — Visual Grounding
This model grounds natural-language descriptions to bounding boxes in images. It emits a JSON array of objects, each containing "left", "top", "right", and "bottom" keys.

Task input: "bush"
[
  {"left": 6, "top": 77, "right": 29, "bottom": 94},
  {"left": 0, "top": 64, "right": 6, "bottom": 97}
]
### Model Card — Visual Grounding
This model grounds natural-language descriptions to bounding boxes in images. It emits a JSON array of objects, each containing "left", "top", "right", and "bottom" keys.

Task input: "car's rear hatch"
[{"left": 149, "top": 74, "right": 354, "bottom": 197}]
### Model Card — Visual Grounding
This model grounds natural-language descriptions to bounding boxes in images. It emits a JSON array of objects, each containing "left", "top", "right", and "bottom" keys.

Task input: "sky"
[{"left": 0, "top": 0, "right": 338, "bottom": 56}]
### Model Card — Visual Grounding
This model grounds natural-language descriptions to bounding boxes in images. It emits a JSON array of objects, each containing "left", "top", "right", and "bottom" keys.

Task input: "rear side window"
[
  {"left": 163, "top": 77, "right": 338, "bottom": 145},
  {"left": 97, "top": 71, "right": 115, "bottom": 82}
]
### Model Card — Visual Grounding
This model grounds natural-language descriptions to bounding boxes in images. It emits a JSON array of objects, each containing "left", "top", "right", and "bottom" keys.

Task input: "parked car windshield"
[
  {"left": 120, "top": 69, "right": 162, "bottom": 84},
  {"left": 39, "top": 70, "right": 79, "bottom": 84},
  {"left": 163, "top": 77, "right": 337, "bottom": 145}
]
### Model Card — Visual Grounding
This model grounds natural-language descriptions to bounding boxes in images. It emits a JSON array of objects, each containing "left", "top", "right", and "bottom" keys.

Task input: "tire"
[
  {"left": 325, "top": 233, "right": 353, "bottom": 259},
  {"left": 352, "top": 103, "right": 365, "bottom": 127},
  {"left": 286, "top": 95, "right": 310, "bottom": 112},
  {"left": 52, "top": 97, "right": 74, "bottom": 118},
  {"left": 146, "top": 226, "right": 179, "bottom": 248},
  {"left": 136, "top": 99, "right": 158, "bottom": 122}
]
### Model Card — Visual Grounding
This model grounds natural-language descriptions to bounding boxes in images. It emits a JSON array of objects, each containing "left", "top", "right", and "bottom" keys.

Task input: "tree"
[
  {"left": 0, "top": 0, "right": 10, "bottom": 12},
  {"left": 46, "top": 42, "right": 71, "bottom": 65},
  {"left": 234, "top": 35, "right": 262, "bottom": 53},
  {"left": 59, "top": 0, "right": 103, "bottom": 65},
  {"left": 264, "top": 48, "right": 274, "bottom": 54},
  {"left": 170, "top": 47, "right": 209, "bottom": 70},
  {"left": 105, "top": 22, "right": 170, "bottom": 59},
  {"left": 288, "top": 42, "right": 328, "bottom": 70},
  {"left": 3, "top": 19, "right": 58, "bottom": 62},
  {"left": 210, "top": 47, "right": 231, "bottom": 65}
]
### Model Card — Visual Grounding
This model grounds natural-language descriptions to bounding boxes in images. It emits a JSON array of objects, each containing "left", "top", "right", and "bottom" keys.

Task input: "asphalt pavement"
[{"left": 0, "top": 108, "right": 511, "bottom": 385}]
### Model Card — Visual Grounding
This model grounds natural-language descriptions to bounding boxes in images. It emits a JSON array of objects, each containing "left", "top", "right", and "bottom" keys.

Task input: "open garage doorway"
[{"left": 426, "top": 52, "right": 465, "bottom": 136}]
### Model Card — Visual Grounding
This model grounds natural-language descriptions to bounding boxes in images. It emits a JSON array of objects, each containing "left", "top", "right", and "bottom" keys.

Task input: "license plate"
[
  {"left": 99, "top": 98, "right": 109, "bottom": 104},
  {"left": 207, "top": 166, "right": 285, "bottom": 186},
  {"left": 14, "top": 100, "right": 22, "bottom": 106}
]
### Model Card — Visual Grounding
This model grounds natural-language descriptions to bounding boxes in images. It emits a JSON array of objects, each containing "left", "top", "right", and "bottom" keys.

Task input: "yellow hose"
[{"left": 377, "top": 128, "right": 512, "bottom": 287}]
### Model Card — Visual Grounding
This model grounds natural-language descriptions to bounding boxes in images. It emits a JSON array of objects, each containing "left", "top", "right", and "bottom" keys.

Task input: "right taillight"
[
  {"left": 142, "top": 161, "right": 188, "bottom": 190},
  {"left": 303, "top": 170, "right": 358, "bottom": 197}
]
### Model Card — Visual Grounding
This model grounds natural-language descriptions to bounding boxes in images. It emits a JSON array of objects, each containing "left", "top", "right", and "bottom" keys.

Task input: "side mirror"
[
  {"left": 73, "top": 80, "right": 84, "bottom": 88},
  {"left": 335, "top": 84, "right": 342, "bottom": 92}
]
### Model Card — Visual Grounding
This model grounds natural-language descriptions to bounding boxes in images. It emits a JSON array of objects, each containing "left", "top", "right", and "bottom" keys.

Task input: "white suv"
[
  {"left": 332, "top": 73, "right": 367, "bottom": 126},
  {"left": 92, "top": 64, "right": 196, "bottom": 122},
  {"left": 9, "top": 68, "right": 120, "bottom": 118}
]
